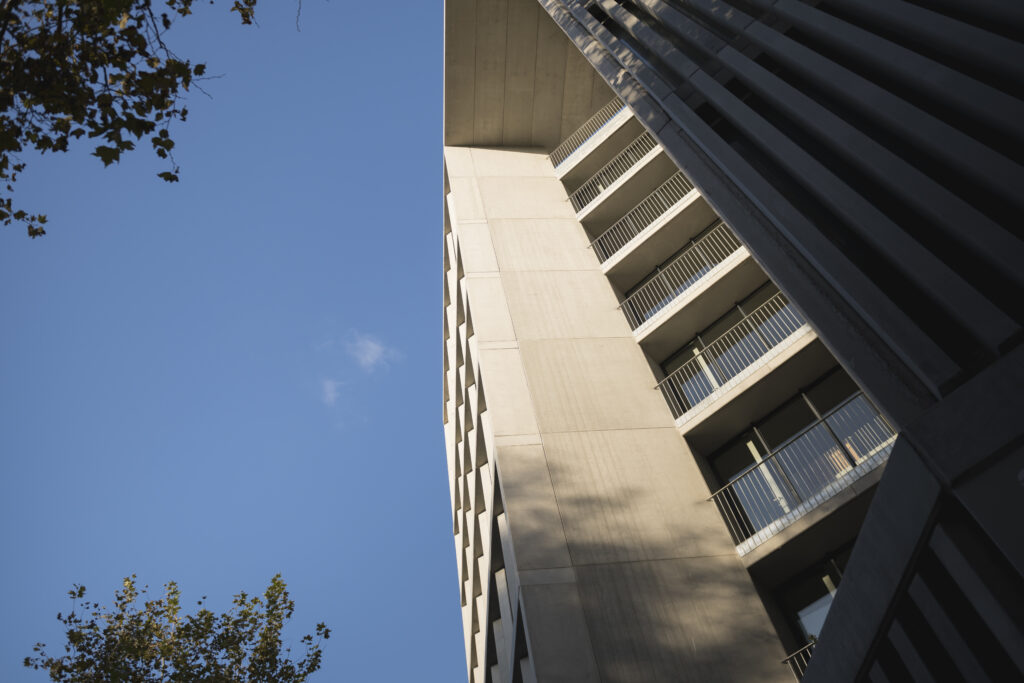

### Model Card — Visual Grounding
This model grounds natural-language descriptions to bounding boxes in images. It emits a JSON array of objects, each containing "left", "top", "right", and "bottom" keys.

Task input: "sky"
[{"left": 0, "top": 2, "right": 466, "bottom": 681}]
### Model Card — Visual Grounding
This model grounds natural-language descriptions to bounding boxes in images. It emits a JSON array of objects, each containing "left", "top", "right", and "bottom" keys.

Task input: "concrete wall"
[{"left": 444, "top": 145, "right": 790, "bottom": 682}]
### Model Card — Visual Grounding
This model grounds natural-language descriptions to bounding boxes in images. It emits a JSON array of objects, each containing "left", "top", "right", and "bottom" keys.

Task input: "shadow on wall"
[{"left": 500, "top": 450, "right": 791, "bottom": 683}]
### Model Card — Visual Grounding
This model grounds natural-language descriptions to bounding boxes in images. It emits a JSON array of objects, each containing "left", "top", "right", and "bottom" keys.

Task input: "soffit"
[{"left": 444, "top": 0, "right": 614, "bottom": 149}]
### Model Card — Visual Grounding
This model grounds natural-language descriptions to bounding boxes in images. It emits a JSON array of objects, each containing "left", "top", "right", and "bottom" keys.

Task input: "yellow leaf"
[{"left": 118, "top": 13, "right": 129, "bottom": 30}]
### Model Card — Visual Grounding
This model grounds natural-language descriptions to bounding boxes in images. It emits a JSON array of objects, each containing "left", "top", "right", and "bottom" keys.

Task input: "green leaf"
[
  {"left": 92, "top": 146, "right": 120, "bottom": 166},
  {"left": 1, "top": 0, "right": 260, "bottom": 238}
]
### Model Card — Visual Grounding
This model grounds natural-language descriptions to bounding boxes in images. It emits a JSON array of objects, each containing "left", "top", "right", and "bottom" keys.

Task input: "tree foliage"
[
  {"left": 0, "top": 0, "right": 260, "bottom": 237},
  {"left": 24, "top": 574, "right": 331, "bottom": 683}
]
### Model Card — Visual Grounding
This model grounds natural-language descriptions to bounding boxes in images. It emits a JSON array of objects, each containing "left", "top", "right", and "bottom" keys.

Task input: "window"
[{"left": 777, "top": 546, "right": 852, "bottom": 643}]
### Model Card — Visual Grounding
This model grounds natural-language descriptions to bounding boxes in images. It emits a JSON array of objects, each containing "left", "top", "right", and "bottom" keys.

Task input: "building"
[{"left": 441, "top": 1, "right": 1024, "bottom": 682}]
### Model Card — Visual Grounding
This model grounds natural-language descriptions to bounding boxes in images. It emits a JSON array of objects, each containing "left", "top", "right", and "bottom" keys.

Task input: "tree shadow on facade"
[{"left": 502, "top": 452, "right": 792, "bottom": 683}]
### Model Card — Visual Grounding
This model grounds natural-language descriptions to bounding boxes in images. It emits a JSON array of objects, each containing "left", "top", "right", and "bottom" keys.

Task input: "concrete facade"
[
  {"left": 443, "top": 1, "right": 1023, "bottom": 681},
  {"left": 444, "top": 146, "right": 796, "bottom": 681}
]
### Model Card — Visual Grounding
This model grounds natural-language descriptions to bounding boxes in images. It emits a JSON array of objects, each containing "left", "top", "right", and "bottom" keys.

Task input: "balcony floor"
[{"left": 679, "top": 332, "right": 836, "bottom": 452}]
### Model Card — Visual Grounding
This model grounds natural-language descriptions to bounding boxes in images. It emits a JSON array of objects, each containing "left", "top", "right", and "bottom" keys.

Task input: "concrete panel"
[
  {"left": 476, "top": 176, "right": 575, "bottom": 220},
  {"left": 954, "top": 444, "right": 1024, "bottom": 573},
  {"left": 519, "top": 566, "right": 576, "bottom": 587},
  {"left": 519, "top": 582, "right": 601, "bottom": 682},
  {"left": 468, "top": 148, "right": 553, "bottom": 178},
  {"left": 456, "top": 222, "right": 500, "bottom": 274},
  {"left": 473, "top": 0, "right": 509, "bottom": 144},
  {"left": 519, "top": 337, "right": 674, "bottom": 433},
  {"left": 495, "top": 444, "right": 573, "bottom": 570},
  {"left": 502, "top": 270, "right": 631, "bottom": 340},
  {"left": 444, "top": 146, "right": 478, "bottom": 179},
  {"left": 477, "top": 347, "right": 540, "bottom": 437},
  {"left": 543, "top": 428, "right": 736, "bottom": 564},
  {"left": 444, "top": 0, "right": 608, "bottom": 150},
  {"left": 488, "top": 218, "right": 597, "bottom": 272},
  {"left": 574, "top": 556, "right": 791, "bottom": 683},
  {"left": 448, "top": 177, "right": 487, "bottom": 221},
  {"left": 502, "top": 0, "right": 540, "bottom": 145},
  {"left": 531, "top": 12, "right": 569, "bottom": 149},
  {"left": 590, "top": 65, "right": 614, "bottom": 111},
  {"left": 561, "top": 48, "right": 600, "bottom": 141},
  {"left": 443, "top": 0, "right": 477, "bottom": 146}
]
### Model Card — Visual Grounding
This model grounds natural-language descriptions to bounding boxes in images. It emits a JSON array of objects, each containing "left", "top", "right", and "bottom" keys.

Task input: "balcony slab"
[
  {"left": 634, "top": 249, "right": 767, "bottom": 363},
  {"left": 601, "top": 192, "right": 720, "bottom": 291},
  {"left": 555, "top": 108, "right": 644, "bottom": 190},
  {"left": 576, "top": 150, "right": 678, "bottom": 232},
  {"left": 679, "top": 332, "right": 837, "bottom": 454},
  {"left": 743, "top": 464, "right": 886, "bottom": 577}
]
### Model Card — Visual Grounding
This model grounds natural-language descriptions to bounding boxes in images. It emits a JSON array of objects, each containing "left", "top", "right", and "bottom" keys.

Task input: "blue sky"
[{"left": 0, "top": 2, "right": 465, "bottom": 680}]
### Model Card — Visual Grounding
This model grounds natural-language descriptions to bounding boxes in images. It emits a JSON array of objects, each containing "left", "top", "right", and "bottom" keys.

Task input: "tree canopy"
[
  {"left": 0, "top": 0, "right": 259, "bottom": 237},
  {"left": 24, "top": 574, "right": 330, "bottom": 683}
]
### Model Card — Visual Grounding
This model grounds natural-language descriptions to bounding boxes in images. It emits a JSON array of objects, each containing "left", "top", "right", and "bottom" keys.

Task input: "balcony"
[
  {"left": 549, "top": 98, "right": 627, "bottom": 168},
  {"left": 591, "top": 172, "right": 696, "bottom": 262},
  {"left": 656, "top": 292, "right": 808, "bottom": 419},
  {"left": 568, "top": 131, "right": 660, "bottom": 213},
  {"left": 783, "top": 640, "right": 815, "bottom": 681},
  {"left": 710, "top": 393, "right": 896, "bottom": 553},
  {"left": 620, "top": 221, "right": 743, "bottom": 330}
]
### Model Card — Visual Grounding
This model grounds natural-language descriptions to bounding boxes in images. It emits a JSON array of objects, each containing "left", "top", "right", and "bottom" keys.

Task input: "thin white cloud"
[
  {"left": 345, "top": 332, "right": 400, "bottom": 372},
  {"left": 313, "top": 337, "right": 336, "bottom": 352},
  {"left": 321, "top": 378, "right": 342, "bottom": 406}
]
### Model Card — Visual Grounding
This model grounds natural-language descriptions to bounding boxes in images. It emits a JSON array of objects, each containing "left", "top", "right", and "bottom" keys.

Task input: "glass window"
[
  {"left": 661, "top": 339, "right": 702, "bottom": 376},
  {"left": 777, "top": 552, "right": 846, "bottom": 643},
  {"left": 757, "top": 396, "right": 815, "bottom": 451},
  {"left": 738, "top": 281, "right": 779, "bottom": 314},
  {"left": 700, "top": 306, "right": 745, "bottom": 344},
  {"left": 710, "top": 433, "right": 764, "bottom": 483},
  {"left": 805, "top": 369, "right": 858, "bottom": 415},
  {"left": 796, "top": 592, "right": 834, "bottom": 640}
]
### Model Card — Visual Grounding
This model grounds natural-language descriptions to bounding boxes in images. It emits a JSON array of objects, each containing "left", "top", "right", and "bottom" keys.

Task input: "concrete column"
[{"left": 445, "top": 145, "right": 790, "bottom": 683}]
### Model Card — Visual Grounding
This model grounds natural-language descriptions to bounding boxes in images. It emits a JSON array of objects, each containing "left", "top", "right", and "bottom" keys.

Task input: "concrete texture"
[
  {"left": 444, "top": 145, "right": 791, "bottom": 682},
  {"left": 443, "top": 0, "right": 614, "bottom": 149},
  {"left": 444, "top": 2, "right": 1024, "bottom": 680}
]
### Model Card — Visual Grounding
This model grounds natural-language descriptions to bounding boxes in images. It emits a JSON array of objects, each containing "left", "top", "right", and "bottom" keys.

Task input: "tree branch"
[{"left": 0, "top": 0, "right": 24, "bottom": 55}]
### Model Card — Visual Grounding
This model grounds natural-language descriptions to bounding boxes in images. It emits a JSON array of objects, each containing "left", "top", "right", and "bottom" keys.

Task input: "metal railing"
[
  {"left": 569, "top": 132, "right": 659, "bottom": 212},
  {"left": 711, "top": 393, "right": 897, "bottom": 546},
  {"left": 550, "top": 98, "right": 627, "bottom": 167},
  {"left": 620, "top": 222, "right": 742, "bottom": 329},
  {"left": 591, "top": 172, "right": 696, "bottom": 261},
  {"left": 656, "top": 292, "right": 806, "bottom": 418},
  {"left": 783, "top": 640, "right": 816, "bottom": 680}
]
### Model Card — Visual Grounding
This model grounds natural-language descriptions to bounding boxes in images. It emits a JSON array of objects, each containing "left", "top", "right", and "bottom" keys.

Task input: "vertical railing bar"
[
  {"left": 709, "top": 393, "right": 896, "bottom": 545},
  {"left": 591, "top": 172, "right": 698, "bottom": 261},
  {"left": 620, "top": 222, "right": 741, "bottom": 328},
  {"left": 550, "top": 98, "right": 627, "bottom": 166}
]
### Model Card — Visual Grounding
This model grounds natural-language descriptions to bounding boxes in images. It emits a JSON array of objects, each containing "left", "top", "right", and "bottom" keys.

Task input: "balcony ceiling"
[{"left": 444, "top": 0, "right": 614, "bottom": 149}]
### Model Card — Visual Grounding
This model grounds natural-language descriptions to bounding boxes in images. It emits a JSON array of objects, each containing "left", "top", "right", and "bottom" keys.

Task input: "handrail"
[
  {"left": 656, "top": 291, "right": 806, "bottom": 418},
  {"left": 783, "top": 639, "right": 816, "bottom": 680},
  {"left": 568, "top": 132, "right": 659, "bottom": 212},
  {"left": 619, "top": 221, "right": 742, "bottom": 330},
  {"left": 590, "top": 171, "right": 696, "bottom": 262},
  {"left": 707, "top": 392, "right": 865, "bottom": 497},
  {"left": 550, "top": 98, "right": 627, "bottom": 167},
  {"left": 709, "top": 393, "right": 896, "bottom": 546}
]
